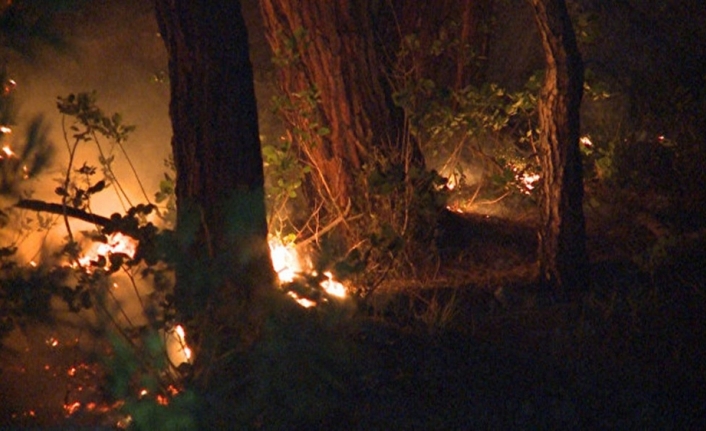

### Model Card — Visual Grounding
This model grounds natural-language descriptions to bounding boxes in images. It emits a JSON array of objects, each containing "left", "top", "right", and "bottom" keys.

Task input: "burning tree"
[{"left": 260, "top": 0, "right": 449, "bottom": 291}]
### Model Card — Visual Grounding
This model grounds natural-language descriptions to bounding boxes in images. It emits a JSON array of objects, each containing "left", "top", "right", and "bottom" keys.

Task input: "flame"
[
  {"left": 268, "top": 236, "right": 349, "bottom": 307},
  {"left": 63, "top": 401, "right": 81, "bottom": 416},
  {"left": 166, "top": 324, "right": 192, "bottom": 366},
  {"left": 510, "top": 164, "right": 540, "bottom": 194},
  {"left": 269, "top": 239, "right": 301, "bottom": 283},
  {"left": 580, "top": 135, "right": 593, "bottom": 148},
  {"left": 321, "top": 271, "right": 346, "bottom": 298},
  {"left": 1, "top": 145, "right": 14, "bottom": 158},
  {"left": 77, "top": 232, "right": 138, "bottom": 269},
  {"left": 286, "top": 291, "right": 317, "bottom": 308}
]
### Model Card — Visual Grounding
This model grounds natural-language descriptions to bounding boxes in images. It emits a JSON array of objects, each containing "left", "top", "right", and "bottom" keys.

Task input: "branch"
[{"left": 15, "top": 199, "right": 111, "bottom": 227}]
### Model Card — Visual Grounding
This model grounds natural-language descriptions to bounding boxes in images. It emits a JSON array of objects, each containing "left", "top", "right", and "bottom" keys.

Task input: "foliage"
[
  {"left": 0, "top": 90, "right": 194, "bottom": 426},
  {"left": 269, "top": 24, "right": 452, "bottom": 295},
  {"left": 390, "top": 29, "right": 544, "bottom": 211},
  {"left": 261, "top": 134, "right": 309, "bottom": 234}
]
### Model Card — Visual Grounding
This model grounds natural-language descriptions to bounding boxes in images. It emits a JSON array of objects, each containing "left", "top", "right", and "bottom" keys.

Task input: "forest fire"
[
  {"left": 76, "top": 232, "right": 138, "bottom": 269},
  {"left": 166, "top": 324, "right": 192, "bottom": 366},
  {"left": 268, "top": 237, "right": 348, "bottom": 306},
  {"left": 269, "top": 238, "right": 301, "bottom": 283}
]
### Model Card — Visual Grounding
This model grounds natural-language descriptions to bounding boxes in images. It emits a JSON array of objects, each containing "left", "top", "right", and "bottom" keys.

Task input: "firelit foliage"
[
  {"left": 261, "top": 136, "right": 309, "bottom": 233},
  {"left": 0, "top": 90, "right": 191, "bottom": 424},
  {"left": 391, "top": 29, "right": 545, "bottom": 206}
]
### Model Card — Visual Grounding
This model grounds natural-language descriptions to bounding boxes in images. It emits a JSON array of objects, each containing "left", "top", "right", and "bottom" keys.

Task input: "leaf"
[{"left": 87, "top": 180, "right": 106, "bottom": 195}]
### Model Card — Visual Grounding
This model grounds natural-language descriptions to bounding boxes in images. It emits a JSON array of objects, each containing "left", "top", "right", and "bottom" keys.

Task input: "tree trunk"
[
  {"left": 155, "top": 0, "right": 274, "bottom": 390},
  {"left": 260, "top": 0, "right": 423, "bottom": 232},
  {"left": 528, "top": 0, "right": 588, "bottom": 293}
]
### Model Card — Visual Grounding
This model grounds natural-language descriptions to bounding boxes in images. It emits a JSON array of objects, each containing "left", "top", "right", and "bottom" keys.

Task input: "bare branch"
[{"left": 15, "top": 199, "right": 111, "bottom": 227}]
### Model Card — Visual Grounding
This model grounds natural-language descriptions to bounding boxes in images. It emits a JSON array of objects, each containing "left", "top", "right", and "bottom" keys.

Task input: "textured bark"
[
  {"left": 260, "top": 0, "right": 421, "bottom": 217},
  {"left": 528, "top": 0, "right": 588, "bottom": 292},
  {"left": 155, "top": 0, "right": 274, "bottom": 387}
]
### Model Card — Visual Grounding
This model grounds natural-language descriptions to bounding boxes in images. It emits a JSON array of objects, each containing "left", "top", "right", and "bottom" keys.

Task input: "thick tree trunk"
[
  {"left": 260, "top": 0, "right": 422, "bottom": 223},
  {"left": 528, "top": 0, "right": 588, "bottom": 293},
  {"left": 155, "top": 0, "right": 274, "bottom": 388}
]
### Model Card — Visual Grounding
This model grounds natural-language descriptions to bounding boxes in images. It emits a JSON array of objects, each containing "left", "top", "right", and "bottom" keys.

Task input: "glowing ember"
[
  {"left": 580, "top": 135, "right": 593, "bottom": 148},
  {"left": 1, "top": 145, "right": 14, "bottom": 157},
  {"left": 287, "top": 291, "right": 317, "bottom": 308},
  {"left": 45, "top": 337, "right": 59, "bottom": 348},
  {"left": 63, "top": 401, "right": 81, "bottom": 416},
  {"left": 0, "top": 125, "right": 11, "bottom": 134}
]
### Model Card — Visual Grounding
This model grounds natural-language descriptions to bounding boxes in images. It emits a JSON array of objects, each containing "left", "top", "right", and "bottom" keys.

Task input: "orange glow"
[
  {"left": 63, "top": 401, "right": 81, "bottom": 416},
  {"left": 269, "top": 238, "right": 301, "bottom": 283},
  {"left": 321, "top": 271, "right": 346, "bottom": 298},
  {"left": 1, "top": 145, "right": 14, "bottom": 157},
  {"left": 78, "top": 232, "right": 138, "bottom": 269},
  {"left": 167, "top": 324, "right": 192, "bottom": 366},
  {"left": 269, "top": 235, "right": 349, "bottom": 307},
  {"left": 287, "top": 291, "right": 316, "bottom": 308}
]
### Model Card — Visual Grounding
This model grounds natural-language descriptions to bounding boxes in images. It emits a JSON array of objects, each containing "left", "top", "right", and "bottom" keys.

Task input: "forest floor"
[{"left": 2, "top": 198, "right": 704, "bottom": 430}]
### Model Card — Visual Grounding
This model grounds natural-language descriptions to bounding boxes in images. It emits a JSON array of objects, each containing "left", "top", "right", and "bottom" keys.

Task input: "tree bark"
[
  {"left": 528, "top": 0, "right": 588, "bottom": 293},
  {"left": 260, "top": 0, "right": 422, "bottom": 227},
  {"left": 155, "top": 0, "right": 274, "bottom": 389}
]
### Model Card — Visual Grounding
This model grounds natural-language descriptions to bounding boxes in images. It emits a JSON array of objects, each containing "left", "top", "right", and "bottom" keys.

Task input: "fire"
[
  {"left": 77, "top": 232, "right": 138, "bottom": 269},
  {"left": 269, "top": 238, "right": 301, "bottom": 283},
  {"left": 63, "top": 401, "right": 81, "bottom": 416},
  {"left": 287, "top": 291, "right": 317, "bottom": 308},
  {"left": 510, "top": 164, "right": 540, "bottom": 194},
  {"left": 320, "top": 271, "right": 346, "bottom": 298},
  {"left": 580, "top": 135, "right": 593, "bottom": 148},
  {"left": 1, "top": 144, "right": 14, "bottom": 158},
  {"left": 166, "top": 324, "right": 192, "bottom": 367},
  {"left": 268, "top": 236, "right": 349, "bottom": 307}
]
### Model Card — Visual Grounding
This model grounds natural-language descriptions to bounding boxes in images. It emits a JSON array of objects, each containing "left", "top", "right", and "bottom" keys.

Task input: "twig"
[{"left": 296, "top": 200, "right": 358, "bottom": 249}]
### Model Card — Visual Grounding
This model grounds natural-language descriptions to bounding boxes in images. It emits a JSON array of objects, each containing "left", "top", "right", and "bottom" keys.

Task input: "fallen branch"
[{"left": 15, "top": 199, "right": 111, "bottom": 227}]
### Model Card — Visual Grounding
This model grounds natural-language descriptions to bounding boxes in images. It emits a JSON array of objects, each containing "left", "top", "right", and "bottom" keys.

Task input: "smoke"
[{"left": 2, "top": 0, "right": 171, "bottom": 260}]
